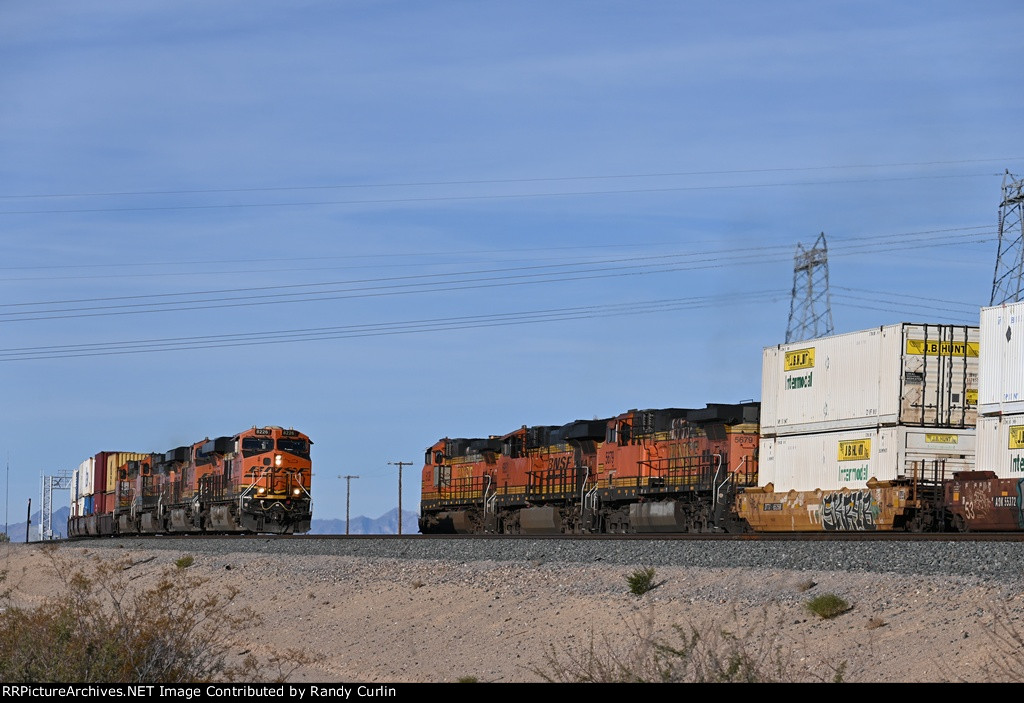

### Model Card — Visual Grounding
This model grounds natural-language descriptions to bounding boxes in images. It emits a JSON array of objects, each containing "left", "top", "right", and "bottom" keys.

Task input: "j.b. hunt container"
[
  {"left": 975, "top": 413, "right": 1024, "bottom": 478},
  {"left": 760, "top": 323, "right": 979, "bottom": 437},
  {"left": 757, "top": 425, "right": 976, "bottom": 493},
  {"left": 979, "top": 301, "right": 1024, "bottom": 416}
]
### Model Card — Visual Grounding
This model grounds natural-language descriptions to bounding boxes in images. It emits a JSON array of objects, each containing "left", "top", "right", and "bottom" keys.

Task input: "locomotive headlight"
[
  {"left": 292, "top": 488, "right": 301, "bottom": 496},
  {"left": 275, "top": 454, "right": 283, "bottom": 466},
  {"left": 257, "top": 487, "right": 266, "bottom": 494}
]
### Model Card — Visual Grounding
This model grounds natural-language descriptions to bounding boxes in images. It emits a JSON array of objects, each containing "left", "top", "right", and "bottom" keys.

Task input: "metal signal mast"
[
  {"left": 990, "top": 170, "right": 1024, "bottom": 306},
  {"left": 785, "top": 232, "right": 835, "bottom": 343},
  {"left": 39, "top": 470, "right": 72, "bottom": 540}
]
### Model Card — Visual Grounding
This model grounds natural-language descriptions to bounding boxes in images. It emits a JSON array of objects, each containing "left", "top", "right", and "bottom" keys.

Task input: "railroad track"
[{"left": 58, "top": 529, "right": 1024, "bottom": 543}]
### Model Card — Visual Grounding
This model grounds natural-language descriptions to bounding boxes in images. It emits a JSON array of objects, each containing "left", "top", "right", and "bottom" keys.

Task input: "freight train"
[
  {"left": 420, "top": 316, "right": 1024, "bottom": 534},
  {"left": 67, "top": 426, "right": 313, "bottom": 537}
]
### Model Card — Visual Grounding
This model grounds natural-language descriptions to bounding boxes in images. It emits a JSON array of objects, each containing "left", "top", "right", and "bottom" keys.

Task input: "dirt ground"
[{"left": 2, "top": 542, "right": 1022, "bottom": 684}]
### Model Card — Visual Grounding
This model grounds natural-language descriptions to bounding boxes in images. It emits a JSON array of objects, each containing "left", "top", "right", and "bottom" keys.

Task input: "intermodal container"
[
  {"left": 760, "top": 323, "right": 979, "bottom": 437},
  {"left": 979, "top": 302, "right": 1024, "bottom": 416},
  {"left": 758, "top": 426, "right": 976, "bottom": 493},
  {"left": 103, "top": 452, "right": 150, "bottom": 493},
  {"left": 78, "top": 457, "right": 94, "bottom": 496},
  {"left": 975, "top": 413, "right": 1024, "bottom": 479},
  {"left": 69, "top": 471, "right": 79, "bottom": 507}
]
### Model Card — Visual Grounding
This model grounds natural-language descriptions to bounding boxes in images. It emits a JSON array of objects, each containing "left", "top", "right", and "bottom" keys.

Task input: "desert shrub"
[
  {"left": 175, "top": 555, "right": 195, "bottom": 569},
  {"left": 981, "top": 604, "right": 1024, "bottom": 683},
  {"left": 533, "top": 612, "right": 847, "bottom": 683},
  {"left": 0, "top": 550, "right": 306, "bottom": 683},
  {"left": 626, "top": 567, "right": 657, "bottom": 596},
  {"left": 806, "top": 593, "right": 851, "bottom": 619}
]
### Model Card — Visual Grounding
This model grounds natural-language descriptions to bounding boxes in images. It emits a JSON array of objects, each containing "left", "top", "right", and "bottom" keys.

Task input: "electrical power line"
[
  {"left": 0, "top": 174, "right": 1007, "bottom": 216},
  {"left": 3, "top": 157, "right": 1020, "bottom": 200},
  {"left": 0, "top": 279, "right": 986, "bottom": 362},
  {"left": 0, "top": 291, "right": 786, "bottom": 361},
  {"left": 0, "top": 227, "right": 994, "bottom": 323}
]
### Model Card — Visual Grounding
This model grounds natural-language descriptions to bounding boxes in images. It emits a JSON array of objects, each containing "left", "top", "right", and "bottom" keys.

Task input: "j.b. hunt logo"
[
  {"left": 1010, "top": 425, "right": 1024, "bottom": 450},
  {"left": 1011, "top": 425, "right": 1024, "bottom": 474},
  {"left": 783, "top": 347, "right": 814, "bottom": 390},
  {"left": 905, "top": 339, "right": 979, "bottom": 357},
  {"left": 838, "top": 439, "right": 871, "bottom": 461},
  {"left": 784, "top": 348, "right": 815, "bottom": 371}
]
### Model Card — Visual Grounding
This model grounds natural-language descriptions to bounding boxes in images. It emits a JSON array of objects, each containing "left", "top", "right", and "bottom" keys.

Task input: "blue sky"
[{"left": 2, "top": 1, "right": 1023, "bottom": 528}]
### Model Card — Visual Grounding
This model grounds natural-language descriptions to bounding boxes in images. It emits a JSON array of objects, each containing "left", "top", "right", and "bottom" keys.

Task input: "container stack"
[
  {"left": 71, "top": 456, "right": 94, "bottom": 519},
  {"left": 975, "top": 302, "right": 1024, "bottom": 477},
  {"left": 758, "top": 323, "right": 980, "bottom": 492}
]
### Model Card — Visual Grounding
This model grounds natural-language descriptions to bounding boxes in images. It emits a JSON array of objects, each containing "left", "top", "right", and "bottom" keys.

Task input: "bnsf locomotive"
[
  {"left": 420, "top": 403, "right": 761, "bottom": 535},
  {"left": 68, "top": 426, "right": 312, "bottom": 537}
]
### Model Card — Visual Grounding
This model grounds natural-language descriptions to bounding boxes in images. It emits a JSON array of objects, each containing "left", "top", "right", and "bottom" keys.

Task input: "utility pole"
[
  {"left": 25, "top": 498, "right": 31, "bottom": 543},
  {"left": 337, "top": 474, "right": 359, "bottom": 535},
  {"left": 387, "top": 461, "right": 412, "bottom": 535}
]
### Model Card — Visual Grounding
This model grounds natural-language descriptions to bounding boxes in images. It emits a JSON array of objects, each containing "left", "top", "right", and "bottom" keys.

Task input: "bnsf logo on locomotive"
[{"left": 784, "top": 348, "right": 815, "bottom": 371}]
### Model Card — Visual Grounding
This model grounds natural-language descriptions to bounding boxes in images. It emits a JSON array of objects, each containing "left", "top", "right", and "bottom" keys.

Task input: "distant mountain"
[
  {"left": 309, "top": 508, "right": 421, "bottom": 535},
  {"left": 0, "top": 505, "right": 421, "bottom": 541},
  {"left": 3, "top": 505, "right": 69, "bottom": 542}
]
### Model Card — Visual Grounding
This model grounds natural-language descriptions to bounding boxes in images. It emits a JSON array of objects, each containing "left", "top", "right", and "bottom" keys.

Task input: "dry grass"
[
  {"left": 533, "top": 610, "right": 849, "bottom": 683},
  {"left": 980, "top": 603, "right": 1024, "bottom": 683},
  {"left": 0, "top": 546, "right": 309, "bottom": 683}
]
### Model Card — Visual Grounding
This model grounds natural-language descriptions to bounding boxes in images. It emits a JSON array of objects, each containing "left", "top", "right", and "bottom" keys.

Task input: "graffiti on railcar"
[
  {"left": 961, "top": 482, "right": 994, "bottom": 522},
  {"left": 820, "top": 490, "right": 878, "bottom": 531}
]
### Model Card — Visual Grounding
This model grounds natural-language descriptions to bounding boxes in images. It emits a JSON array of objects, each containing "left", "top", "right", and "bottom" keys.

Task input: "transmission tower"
[
  {"left": 990, "top": 170, "right": 1024, "bottom": 306},
  {"left": 39, "top": 470, "right": 73, "bottom": 540},
  {"left": 785, "top": 232, "right": 835, "bottom": 343}
]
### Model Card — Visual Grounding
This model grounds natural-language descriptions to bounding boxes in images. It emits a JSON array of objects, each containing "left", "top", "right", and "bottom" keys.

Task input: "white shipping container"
[
  {"left": 758, "top": 426, "right": 976, "bottom": 493},
  {"left": 979, "top": 302, "right": 1024, "bottom": 415},
  {"left": 975, "top": 413, "right": 1024, "bottom": 478},
  {"left": 760, "top": 323, "right": 979, "bottom": 436},
  {"left": 78, "top": 457, "right": 94, "bottom": 497}
]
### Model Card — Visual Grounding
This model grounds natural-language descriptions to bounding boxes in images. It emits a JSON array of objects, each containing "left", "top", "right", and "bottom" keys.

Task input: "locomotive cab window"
[
  {"left": 277, "top": 438, "right": 310, "bottom": 459},
  {"left": 242, "top": 437, "right": 274, "bottom": 457}
]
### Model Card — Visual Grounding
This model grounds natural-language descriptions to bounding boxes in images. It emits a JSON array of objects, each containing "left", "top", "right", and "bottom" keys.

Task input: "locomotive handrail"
[
  {"left": 709, "top": 454, "right": 725, "bottom": 508},
  {"left": 584, "top": 480, "right": 599, "bottom": 513},
  {"left": 482, "top": 474, "right": 494, "bottom": 515},
  {"left": 578, "top": 466, "right": 590, "bottom": 508}
]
